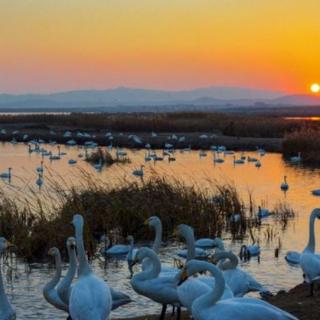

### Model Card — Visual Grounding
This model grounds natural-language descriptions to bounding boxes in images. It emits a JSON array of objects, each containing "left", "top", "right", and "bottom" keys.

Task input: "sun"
[{"left": 310, "top": 83, "right": 320, "bottom": 93}]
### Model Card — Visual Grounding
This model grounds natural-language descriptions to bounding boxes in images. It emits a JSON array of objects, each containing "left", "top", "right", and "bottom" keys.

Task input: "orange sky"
[{"left": 1, "top": 0, "right": 319, "bottom": 94}]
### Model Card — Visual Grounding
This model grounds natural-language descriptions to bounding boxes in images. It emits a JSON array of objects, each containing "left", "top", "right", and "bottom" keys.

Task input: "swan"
[
  {"left": 36, "top": 160, "right": 44, "bottom": 173},
  {"left": 280, "top": 175, "right": 289, "bottom": 191},
  {"left": 285, "top": 209, "right": 320, "bottom": 265},
  {"left": 195, "top": 237, "right": 224, "bottom": 250},
  {"left": 36, "top": 173, "right": 43, "bottom": 188},
  {"left": 102, "top": 235, "right": 130, "bottom": 256},
  {"left": 127, "top": 235, "right": 138, "bottom": 277},
  {"left": 212, "top": 251, "right": 271, "bottom": 297},
  {"left": 299, "top": 208, "right": 320, "bottom": 296},
  {"left": 255, "top": 160, "right": 262, "bottom": 168},
  {"left": 233, "top": 156, "right": 245, "bottom": 165},
  {"left": 213, "top": 152, "right": 224, "bottom": 163},
  {"left": 258, "top": 206, "right": 270, "bottom": 219},
  {"left": 188, "top": 261, "right": 297, "bottom": 320},
  {"left": 176, "top": 224, "right": 209, "bottom": 260},
  {"left": 240, "top": 244, "right": 260, "bottom": 258},
  {"left": 0, "top": 238, "right": 16, "bottom": 320},
  {"left": 130, "top": 247, "right": 181, "bottom": 320},
  {"left": 177, "top": 259, "right": 233, "bottom": 313},
  {"left": 290, "top": 152, "right": 302, "bottom": 164},
  {"left": 69, "top": 214, "right": 112, "bottom": 320},
  {"left": 43, "top": 247, "right": 68, "bottom": 312},
  {"left": 132, "top": 165, "right": 144, "bottom": 177},
  {"left": 68, "top": 159, "right": 77, "bottom": 165},
  {"left": 94, "top": 158, "right": 103, "bottom": 171},
  {"left": 143, "top": 216, "right": 178, "bottom": 274},
  {"left": 0, "top": 168, "right": 12, "bottom": 179},
  {"left": 57, "top": 237, "right": 77, "bottom": 306}
]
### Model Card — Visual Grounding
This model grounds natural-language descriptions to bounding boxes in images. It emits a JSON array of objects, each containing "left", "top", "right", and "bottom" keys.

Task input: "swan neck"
[
  {"left": 214, "top": 251, "right": 238, "bottom": 270},
  {"left": 75, "top": 223, "right": 91, "bottom": 276},
  {"left": 305, "top": 213, "right": 317, "bottom": 252},
  {"left": 134, "top": 251, "right": 161, "bottom": 281},
  {"left": 183, "top": 228, "right": 195, "bottom": 261},
  {"left": 0, "top": 259, "right": 10, "bottom": 307},
  {"left": 152, "top": 221, "right": 162, "bottom": 254}
]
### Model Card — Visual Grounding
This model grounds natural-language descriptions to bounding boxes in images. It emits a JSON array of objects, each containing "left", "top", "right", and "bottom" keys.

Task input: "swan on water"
[
  {"left": 0, "top": 237, "right": 16, "bottom": 320},
  {"left": 0, "top": 168, "right": 12, "bottom": 179},
  {"left": 69, "top": 214, "right": 112, "bottom": 320},
  {"left": 195, "top": 237, "right": 224, "bottom": 250},
  {"left": 176, "top": 224, "right": 209, "bottom": 260},
  {"left": 43, "top": 247, "right": 68, "bottom": 313},
  {"left": 132, "top": 165, "right": 144, "bottom": 177},
  {"left": 285, "top": 209, "right": 320, "bottom": 265},
  {"left": 130, "top": 247, "right": 181, "bottom": 320},
  {"left": 187, "top": 261, "right": 297, "bottom": 320},
  {"left": 280, "top": 175, "right": 289, "bottom": 191}
]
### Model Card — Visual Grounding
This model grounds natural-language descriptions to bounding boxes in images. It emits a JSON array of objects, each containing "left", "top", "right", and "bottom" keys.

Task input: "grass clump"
[{"left": 85, "top": 147, "right": 130, "bottom": 166}]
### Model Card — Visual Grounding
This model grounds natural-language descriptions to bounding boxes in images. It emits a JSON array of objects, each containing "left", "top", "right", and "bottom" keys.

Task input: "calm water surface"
[{"left": 0, "top": 142, "right": 320, "bottom": 319}]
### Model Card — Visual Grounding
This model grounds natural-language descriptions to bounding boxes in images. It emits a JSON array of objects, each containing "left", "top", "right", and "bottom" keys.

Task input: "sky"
[{"left": 1, "top": 0, "right": 320, "bottom": 94}]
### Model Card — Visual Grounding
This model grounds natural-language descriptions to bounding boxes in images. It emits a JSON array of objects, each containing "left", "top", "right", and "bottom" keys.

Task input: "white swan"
[
  {"left": 195, "top": 237, "right": 224, "bottom": 250},
  {"left": 176, "top": 224, "right": 209, "bottom": 260},
  {"left": 213, "top": 251, "right": 271, "bottom": 297},
  {"left": 285, "top": 209, "right": 320, "bottom": 265},
  {"left": 189, "top": 261, "right": 297, "bottom": 320},
  {"left": 69, "top": 214, "right": 112, "bottom": 320},
  {"left": 43, "top": 247, "right": 68, "bottom": 312},
  {"left": 0, "top": 238, "right": 16, "bottom": 320},
  {"left": 144, "top": 216, "right": 178, "bottom": 274},
  {"left": 280, "top": 175, "right": 289, "bottom": 191},
  {"left": 177, "top": 259, "right": 233, "bottom": 313},
  {"left": 57, "top": 237, "right": 77, "bottom": 306},
  {"left": 0, "top": 168, "right": 12, "bottom": 179},
  {"left": 102, "top": 235, "right": 130, "bottom": 256},
  {"left": 131, "top": 247, "right": 181, "bottom": 320},
  {"left": 299, "top": 208, "right": 320, "bottom": 296},
  {"left": 290, "top": 152, "right": 302, "bottom": 164},
  {"left": 132, "top": 165, "right": 144, "bottom": 177}
]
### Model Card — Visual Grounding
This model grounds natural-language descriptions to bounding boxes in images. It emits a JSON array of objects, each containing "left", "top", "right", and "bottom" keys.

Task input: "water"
[{"left": 1, "top": 142, "right": 320, "bottom": 319}]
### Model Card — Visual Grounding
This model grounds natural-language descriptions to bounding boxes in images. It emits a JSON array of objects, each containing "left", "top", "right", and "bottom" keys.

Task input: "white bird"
[
  {"left": 280, "top": 175, "right": 289, "bottom": 191},
  {"left": 0, "top": 238, "right": 16, "bottom": 320},
  {"left": 195, "top": 237, "right": 224, "bottom": 250},
  {"left": 36, "top": 161, "right": 44, "bottom": 173},
  {"left": 0, "top": 168, "right": 12, "bottom": 179},
  {"left": 285, "top": 208, "right": 320, "bottom": 265},
  {"left": 177, "top": 259, "right": 233, "bottom": 313},
  {"left": 290, "top": 152, "right": 302, "bottom": 164},
  {"left": 176, "top": 224, "right": 209, "bottom": 260},
  {"left": 36, "top": 173, "right": 43, "bottom": 189},
  {"left": 188, "top": 261, "right": 297, "bottom": 320},
  {"left": 213, "top": 251, "right": 271, "bottom": 297},
  {"left": 299, "top": 208, "right": 320, "bottom": 296},
  {"left": 57, "top": 237, "right": 77, "bottom": 306},
  {"left": 131, "top": 247, "right": 181, "bottom": 320},
  {"left": 102, "top": 235, "right": 130, "bottom": 256},
  {"left": 43, "top": 247, "right": 68, "bottom": 312},
  {"left": 240, "top": 244, "right": 260, "bottom": 258},
  {"left": 132, "top": 165, "right": 144, "bottom": 177},
  {"left": 69, "top": 214, "right": 112, "bottom": 320},
  {"left": 233, "top": 156, "right": 245, "bottom": 165}
]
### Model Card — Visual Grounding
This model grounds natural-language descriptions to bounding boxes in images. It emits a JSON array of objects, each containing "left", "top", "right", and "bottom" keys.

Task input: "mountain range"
[{"left": 0, "top": 87, "right": 319, "bottom": 111}]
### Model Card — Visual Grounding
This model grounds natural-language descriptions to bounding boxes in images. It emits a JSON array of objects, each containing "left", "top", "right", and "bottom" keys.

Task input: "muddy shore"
[{"left": 117, "top": 283, "right": 319, "bottom": 320}]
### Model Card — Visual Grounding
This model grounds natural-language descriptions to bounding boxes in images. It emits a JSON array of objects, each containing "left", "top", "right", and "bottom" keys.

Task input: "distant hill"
[{"left": 0, "top": 87, "right": 319, "bottom": 111}]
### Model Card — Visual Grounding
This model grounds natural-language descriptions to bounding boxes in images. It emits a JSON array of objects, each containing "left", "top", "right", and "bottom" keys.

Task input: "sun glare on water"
[{"left": 310, "top": 83, "right": 320, "bottom": 93}]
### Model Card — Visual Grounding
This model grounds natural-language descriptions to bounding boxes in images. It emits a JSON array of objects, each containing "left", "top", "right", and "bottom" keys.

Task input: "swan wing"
[{"left": 300, "top": 253, "right": 320, "bottom": 283}]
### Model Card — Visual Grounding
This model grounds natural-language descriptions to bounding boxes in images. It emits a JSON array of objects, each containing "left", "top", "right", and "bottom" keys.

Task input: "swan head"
[
  {"left": 176, "top": 224, "right": 193, "bottom": 239},
  {"left": 178, "top": 259, "right": 208, "bottom": 285},
  {"left": 67, "top": 237, "right": 76, "bottom": 250},
  {"left": 0, "top": 237, "right": 12, "bottom": 253},
  {"left": 48, "top": 247, "right": 60, "bottom": 257},
  {"left": 311, "top": 208, "right": 320, "bottom": 220},
  {"left": 131, "top": 247, "right": 154, "bottom": 267},
  {"left": 72, "top": 214, "right": 84, "bottom": 229},
  {"left": 144, "top": 216, "right": 161, "bottom": 228}
]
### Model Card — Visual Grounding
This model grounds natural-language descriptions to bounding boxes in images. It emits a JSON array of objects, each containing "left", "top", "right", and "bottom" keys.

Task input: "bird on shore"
[
  {"left": 131, "top": 247, "right": 181, "bottom": 320},
  {"left": 285, "top": 209, "right": 320, "bottom": 265},
  {"left": 69, "top": 214, "right": 112, "bottom": 320},
  {"left": 181, "top": 261, "right": 297, "bottom": 320},
  {"left": 0, "top": 237, "right": 16, "bottom": 320}
]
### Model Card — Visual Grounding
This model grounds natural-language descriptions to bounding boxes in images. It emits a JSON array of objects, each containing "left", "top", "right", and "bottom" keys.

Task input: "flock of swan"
[{"left": 1, "top": 208, "right": 320, "bottom": 320}]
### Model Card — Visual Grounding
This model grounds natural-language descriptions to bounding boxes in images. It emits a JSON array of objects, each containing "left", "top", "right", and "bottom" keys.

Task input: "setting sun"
[{"left": 310, "top": 83, "right": 320, "bottom": 93}]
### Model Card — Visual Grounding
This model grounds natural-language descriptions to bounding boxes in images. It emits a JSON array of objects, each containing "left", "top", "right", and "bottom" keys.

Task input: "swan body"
[
  {"left": 233, "top": 156, "right": 245, "bottom": 164},
  {"left": 36, "top": 161, "right": 44, "bottom": 173},
  {"left": 285, "top": 209, "right": 320, "bottom": 265},
  {"left": 36, "top": 174, "right": 43, "bottom": 188},
  {"left": 290, "top": 152, "right": 301, "bottom": 164},
  {"left": 109, "top": 288, "right": 132, "bottom": 310},
  {"left": 70, "top": 214, "right": 112, "bottom": 320},
  {"left": 131, "top": 247, "right": 180, "bottom": 317},
  {"left": 0, "top": 168, "right": 11, "bottom": 179},
  {"left": 132, "top": 165, "right": 144, "bottom": 177},
  {"left": 299, "top": 208, "right": 320, "bottom": 295},
  {"left": 57, "top": 237, "right": 77, "bottom": 305},
  {"left": 188, "top": 261, "right": 296, "bottom": 320},
  {"left": 43, "top": 247, "right": 68, "bottom": 312},
  {"left": 195, "top": 237, "right": 224, "bottom": 250},
  {"left": 68, "top": 159, "right": 77, "bottom": 165},
  {"left": 0, "top": 238, "right": 16, "bottom": 320},
  {"left": 258, "top": 207, "right": 270, "bottom": 219},
  {"left": 240, "top": 244, "right": 260, "bottom": 257},
  {"left": 312, "top": 189, "right": 320, "bottom": 196},
  {"left": 213, "top": 251, "right": 270, "bottom": 297},
  {"left": 177, "top": 260, "right": 233, "bottom": 312},
  {"left": 255, "top": 160, "right": 262, "bottom": 168},
  {"left": 176, "top": 224, "right": 209, "bottom": 260}
]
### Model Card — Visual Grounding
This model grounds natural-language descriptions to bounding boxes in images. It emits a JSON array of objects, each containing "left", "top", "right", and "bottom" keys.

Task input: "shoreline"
[
  {"left": 117, "top": 283, "right": 319, "bottom": 320},
  {"left": 0, "top": 124, "right": 283, "bottom": 152}
]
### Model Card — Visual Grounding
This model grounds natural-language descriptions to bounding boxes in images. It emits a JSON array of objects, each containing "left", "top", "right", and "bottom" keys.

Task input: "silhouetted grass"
[{"left": 85, "top": 147, "right": 130, "bottom": 166}]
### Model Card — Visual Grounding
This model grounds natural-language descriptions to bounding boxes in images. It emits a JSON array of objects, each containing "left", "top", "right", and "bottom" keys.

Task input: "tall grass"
[{"left": 0, "top": 173, "right": 294, "bottom": 262}]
